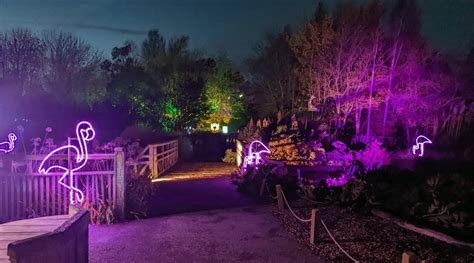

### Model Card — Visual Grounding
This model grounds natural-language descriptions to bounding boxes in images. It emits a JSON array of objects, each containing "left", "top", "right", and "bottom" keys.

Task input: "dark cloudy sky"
[{"left": 0, "top": 0, "right": 472, "bottom": 66}]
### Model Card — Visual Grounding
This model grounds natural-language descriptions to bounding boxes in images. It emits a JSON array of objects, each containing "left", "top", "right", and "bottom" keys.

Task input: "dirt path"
[
  {"left": 90, "top": 167, "right": 322, "bottom": 262},
  {"left": 89, "top": 206, "right": 323, "bottom": 262}
]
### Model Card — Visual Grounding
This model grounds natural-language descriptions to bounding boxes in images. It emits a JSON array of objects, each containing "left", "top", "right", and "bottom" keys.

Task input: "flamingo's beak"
[{"left": 86, "top": 128, "right": 96, "bottom": 140}]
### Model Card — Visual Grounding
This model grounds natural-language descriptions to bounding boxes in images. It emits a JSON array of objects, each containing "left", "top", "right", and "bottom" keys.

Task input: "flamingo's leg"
[
  {"left": 412, "top": 144, "right": 419, "bottom": 155},
  {"left": 58, "top": 170, "right": 71, "bottom": 190},
  {"left": 69, "top": 171, "right": 84, "bottom": 204}
]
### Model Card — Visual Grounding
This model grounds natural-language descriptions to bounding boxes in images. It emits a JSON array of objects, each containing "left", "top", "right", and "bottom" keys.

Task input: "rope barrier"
[
  {"left": 279, "top": 188, "right": 312, "bottom": 222},
  {"left": 320, "top": 218, "right": 359, "bottom": 263},
  {"left": 276, "top": 185, "right": 359, "bottom": 263}
]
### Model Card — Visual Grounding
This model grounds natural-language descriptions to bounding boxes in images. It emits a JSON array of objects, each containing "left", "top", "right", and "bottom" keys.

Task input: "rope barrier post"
[
  {"left": 401, "top": 251, "right": 416, "bottom": 263},
  {"left": 310, "top": 208, "right": 317, "bottom": 245},
  {"left": 276, "top": 184, "right": 284, "bottom": 210},
  {"left": 259, "top": 178, "right": 267, "bottom": 197}
]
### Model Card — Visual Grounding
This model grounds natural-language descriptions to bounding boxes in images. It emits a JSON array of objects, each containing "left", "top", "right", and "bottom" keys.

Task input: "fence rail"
[
  {"left": 135, "top": 139, "right": 179, "bottom": 179},
  {"left": 0, "top": 148, "right": 125, "bottom": 223}
]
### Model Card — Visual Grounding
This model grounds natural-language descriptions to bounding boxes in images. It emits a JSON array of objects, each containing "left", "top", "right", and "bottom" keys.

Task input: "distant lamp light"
[
  {"left": 239, "top": 94, "right": 243, "bottom": 98},
  {"left": 222, "top": 126, "right": 228, "bottom": 134},
  {"left": 210, "top": 123, "right": 220, "bottom": 133}
]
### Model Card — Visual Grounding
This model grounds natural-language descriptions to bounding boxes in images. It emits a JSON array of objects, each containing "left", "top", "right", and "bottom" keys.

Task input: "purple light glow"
[
  {"left": 0, "top": 133, "right": 17, "bottom": 153},
  {"left": 243, "top": 140, "right": 271, "bottom": 168},
  {"left": 39, "top": 121, "right": 96, "bottom": 204},
  {"left": 326, "top": 174, "right": 351, "bottom": 187},
  {"left": 412, "top": 135, "right": 432, "bottom": 157}
]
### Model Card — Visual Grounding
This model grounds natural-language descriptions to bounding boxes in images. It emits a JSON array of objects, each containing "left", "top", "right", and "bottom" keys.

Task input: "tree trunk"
[
  {"left": 383, "top": 41, "right": 401, "bottom": 136},
  {"left": 366, "top": 36, "right": 379, "bottom": 139},
  {"left": 382, "top": 95, "right": 390, "bottom": 136},
  {"left": 355, "top": 107, "right": 362, "bottom": 136}
]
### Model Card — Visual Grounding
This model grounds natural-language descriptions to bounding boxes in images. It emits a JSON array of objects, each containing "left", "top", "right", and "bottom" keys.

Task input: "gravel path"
[{"left": 90, "top": 206, "right": 323, "bottom": 263}]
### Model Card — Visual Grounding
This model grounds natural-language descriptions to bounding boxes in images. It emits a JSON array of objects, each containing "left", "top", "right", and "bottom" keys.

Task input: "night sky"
[{"left": 0, "top": 0, "right": 472, "bottom": 68}]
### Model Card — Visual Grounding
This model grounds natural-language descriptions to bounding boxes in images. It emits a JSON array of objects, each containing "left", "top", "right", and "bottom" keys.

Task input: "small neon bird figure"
[
  {"left": 39, "top": 121, "right": 96, "bottom": 204},
  {"left": 0, "top": 133, "right": 17, "bottom": 153},
  {"left": 412, "top": 135, "right": 432, "bottom": 157},
  {"left": 243, "top": 140, "right": 271, "bottom": 168}
]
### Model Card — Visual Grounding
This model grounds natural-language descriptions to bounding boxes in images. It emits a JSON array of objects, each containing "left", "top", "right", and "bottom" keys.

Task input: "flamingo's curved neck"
[{"left": 75, "top": 128, "right": 88, "bottom": 164}]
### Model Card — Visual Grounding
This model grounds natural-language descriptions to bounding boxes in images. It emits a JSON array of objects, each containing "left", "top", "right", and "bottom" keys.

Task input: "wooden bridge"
[
  {"left": 134, "top": 139, "right": 236, "bottom": 183},
  {"left": 151, "top": 162, "right": 235, "bottom": 183}
]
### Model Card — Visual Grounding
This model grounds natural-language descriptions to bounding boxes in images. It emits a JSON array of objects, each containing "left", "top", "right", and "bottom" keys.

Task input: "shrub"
[
  {"left": 126, "top": 171, "right": 153, "bottom": 220},
  {"left": 333, "top": 161, "right": 474, "bottom": 242},
  {"left": 83, "top": 199, "right": 115, "bottom": 224},
  {"left": 234, "top": 164, "right": 298, "bottom": 199},
  {"left": 222, "top": 149, "right": 236, "bottom": 164},
  {"left": 356, "top": 140, "right": 390, "bottom": 172}
]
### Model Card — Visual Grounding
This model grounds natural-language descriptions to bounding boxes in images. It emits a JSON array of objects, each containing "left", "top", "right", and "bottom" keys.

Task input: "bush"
[
  {"left": 233, "top": 164, "right": 298, "bottom": 199},
  {"left": 126, "top": 171, "right": 153, "bottom": 220},
  {"left": 333, "top": 161, "right": 474, "bottom": 242},
  {"left": 84, "top": 199, "right": 115, "bottom": 224},
  {"left": 222, "top": 149, "right": 236, "bottom": 164}
]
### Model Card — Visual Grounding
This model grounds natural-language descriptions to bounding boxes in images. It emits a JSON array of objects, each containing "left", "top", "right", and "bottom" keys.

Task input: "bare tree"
[
  {"left": 42, "top": 30, "right": 105, "bottom": 107},
  {"left": 2, "top": 28, "right": 44, "bottom": 96}
]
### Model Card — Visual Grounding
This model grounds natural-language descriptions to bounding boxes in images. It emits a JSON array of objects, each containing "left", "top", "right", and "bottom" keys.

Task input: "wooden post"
[
  {"left": 259, "top": 178, "right": 267, "bottom": 197},
  {"left": 276, "top": 184, "right": 284, "bottom": 210},
  {"left": 149, "top": 146, "right": 156, "bottom": 179},
  {"left": 114, "top": 147, "right": 126, "bottom": 221},
  {"left": 402, "top": 252, "right": 416, "bottom": 263},
  {"left": 309, "top": 209, "right": 317, "bottom": 244}
]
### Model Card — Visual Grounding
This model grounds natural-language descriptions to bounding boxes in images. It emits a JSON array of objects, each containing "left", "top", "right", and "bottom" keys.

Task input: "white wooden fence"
[
  {"left": 0, "top": 147, "right": 125, "bottom": 223},
  {"left": 134, "top": 139, "right": 179, "bottom": 179}
]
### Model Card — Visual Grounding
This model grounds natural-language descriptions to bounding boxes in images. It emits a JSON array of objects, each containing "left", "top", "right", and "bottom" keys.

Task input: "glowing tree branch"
[
  {"left": 39, "top": 121, "right": 96, "bottom": 204},
  {"left": 412, "top": 135, "right": 432, "bottom": 157},
  {"left": 0, "top": 133, "right": 17, "bottom": 153},
  {"left": 243, "top": 140, "right": 271, "bottom": 168}
]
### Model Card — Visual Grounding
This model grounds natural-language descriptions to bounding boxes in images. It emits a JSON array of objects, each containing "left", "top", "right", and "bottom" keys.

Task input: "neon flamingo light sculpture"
[
  {"left": 39, "top": 121, "right": 96, "bottom": 204},
  {"left": 412, "top": 135, "right": 432, "bottom": 157},
  {"left": 243, "top": 140, "right": 271, "bottom": 168},
  {"left": 0, "top": 133, "right": 17, "bottom": 153}
]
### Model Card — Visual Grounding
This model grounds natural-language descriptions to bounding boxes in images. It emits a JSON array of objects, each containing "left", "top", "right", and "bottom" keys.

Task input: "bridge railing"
[
  {"left": 134, "top": 139, "right": 179, "bottom": 179},
  {"left": 0, "top": 148, "right": 126, "bottom": 223}
]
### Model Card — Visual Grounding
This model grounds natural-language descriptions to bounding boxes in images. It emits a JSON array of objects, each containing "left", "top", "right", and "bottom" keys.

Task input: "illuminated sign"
[
  {"left": 412, "top": 135, "right": 432, "bottom": 157},
  {"left": 39, "top": 121, "right": 96, "bottom": 204},
  {"left": 243, "top": 140, "right": 270, "bottom": 168},
  {"left": 0, "top": 133, "right": 17, "bottom": 153},
  {"left": 222, "top": 126, "right": 228, "bottom": 134}
]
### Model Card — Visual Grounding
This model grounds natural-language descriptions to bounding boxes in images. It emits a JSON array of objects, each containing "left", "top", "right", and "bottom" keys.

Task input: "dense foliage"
[
  {"left": 0, "top": 29, "right": 245, "bottom": 137},
  {"left": 246, "top": 0, "right": 473, "bottom": 149}
]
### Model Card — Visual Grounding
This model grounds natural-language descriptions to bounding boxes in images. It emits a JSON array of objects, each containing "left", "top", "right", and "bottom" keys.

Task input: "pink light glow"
[
  {"left": 39, "top": 121, "right": 96, "bottom": 204},
  {"left": 243, "top": 140, "right": 271, "bottom": 168},
  {"left": 0, "top": 133, "right": 17, "bottom": 153},
  {"left": 412, "top": 135, "right": 432, "bottom": 157}
]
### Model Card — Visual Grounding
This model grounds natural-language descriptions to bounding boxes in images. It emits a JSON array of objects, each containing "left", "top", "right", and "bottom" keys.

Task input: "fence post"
[
  {"left": 310, "top": 209, "right": 317, "bottom": 245},
  {"left": 174, "top": 140, "right": 179, "bottom": 164},
  {"left": 149, "top": 145, "right": 156, "bottom": 179},
  {"left": 114, "top": 147, "right": 126, "bottom": 221},
  {"left": 276, "top": 184, "right": 284, "bottom": 210}
]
